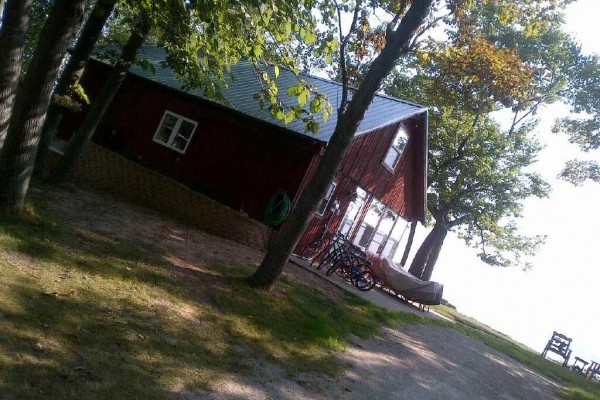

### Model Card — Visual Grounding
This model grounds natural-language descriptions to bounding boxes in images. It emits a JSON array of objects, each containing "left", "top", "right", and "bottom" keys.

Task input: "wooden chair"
[
  {"left": 571, "top": 357, "right": 589, "bottom": 375},
  {"left": 541, "top": 331, "right": 572, "bottom": 367},
  {"left": 586, "top": 361, "right": 600, "bottom": 380}
]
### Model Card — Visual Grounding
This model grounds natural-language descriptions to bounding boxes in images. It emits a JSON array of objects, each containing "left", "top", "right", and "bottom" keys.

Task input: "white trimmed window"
[
  {"left": 383, "top": 126, "right": 408, "bottom": 171},
  {"left": 316, "top": 182, "right": 337, "bottom": 216},
  {"left": 153, "top": 111, "right": 198, "bottom": 153}
]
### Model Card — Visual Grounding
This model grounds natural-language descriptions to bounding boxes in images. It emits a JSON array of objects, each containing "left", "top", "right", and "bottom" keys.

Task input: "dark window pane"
[
  {"left": 178, "top": 120, "right": 196, "bottom": 139},
  {"left": 164, "top": 113, "right": 178, "bottom": 127},
  {"left": 172, "top": 136, "right": 188, "bottom": 151},
  {"left": 358, "top": 224, "right": 375, "bottom": 248},
  {"left": 155, "top": 113, "right": 178, "bottom": 143},
  {"left": 155, "top": 125, "right": 173, "bottom": 143},
  {"left": 317, "top": 198, "right": 328, "bottom": 215}
]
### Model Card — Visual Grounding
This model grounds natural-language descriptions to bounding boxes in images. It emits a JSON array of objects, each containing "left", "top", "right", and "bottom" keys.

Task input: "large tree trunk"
[
  {"left": 48, "top": 16, "right": 151, "bottom": 184},
  {"left": 247, "top": 0, "right": 434, "bottom": 290},
  {"left": 420, "top": 226, "right": 447, "bottom": 281},
  {"left": 0, "top": 0, "right": 85, "bottom": 213},
  {"left": 34, "top": 0, "right": 117, "bottom": 176},
  {"left": 408, "top": 224, "right": 437, "bottom": 277},
  {"left": 0, "top": 0, "right": 32, "bottom": 152},
  {"left": 400, "top": 220, "right": 417, "bottom": 266},
  {"left": 408, "top": 222, "right": 447, "bottom": 279}
]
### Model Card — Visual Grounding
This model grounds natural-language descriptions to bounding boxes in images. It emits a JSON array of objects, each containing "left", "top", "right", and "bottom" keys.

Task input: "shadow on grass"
[{"left": 0, "top": 188, "right": 412, "bottom": 399}]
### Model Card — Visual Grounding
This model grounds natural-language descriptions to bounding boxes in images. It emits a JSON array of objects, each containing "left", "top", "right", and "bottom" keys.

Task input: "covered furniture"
[
  {"left": 379, "top": 258, "right": 444, "bottom": 308},
  {"left": 541, "top": 331, "right": 572, "bottom": 367}
]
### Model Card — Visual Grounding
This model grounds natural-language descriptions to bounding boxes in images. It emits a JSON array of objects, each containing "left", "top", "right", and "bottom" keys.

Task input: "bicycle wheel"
[
  {"left": 300, "top": 240, "right": 322, "bottom": 261},
  {"left": 335, "top": 264, "right": 353, "bottom": 282},
  {"left": 351, "top": 258, "right": 377, "bottom": 292},
  {"left": 353, "top": 270, "right": 376, "bottom": 291}
]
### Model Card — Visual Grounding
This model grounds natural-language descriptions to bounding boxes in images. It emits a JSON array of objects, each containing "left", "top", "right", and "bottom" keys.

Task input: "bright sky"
[{"left": 407, "top": 0, "right": 600, "bottom": 363}]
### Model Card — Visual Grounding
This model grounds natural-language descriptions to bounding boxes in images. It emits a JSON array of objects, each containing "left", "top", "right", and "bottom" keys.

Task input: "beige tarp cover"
[{"left": 380, "top": 258, "right": 444, "bottom": 305}]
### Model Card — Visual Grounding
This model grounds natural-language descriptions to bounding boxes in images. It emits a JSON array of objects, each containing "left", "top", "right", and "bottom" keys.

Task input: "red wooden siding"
[
  {"left": 58, "top": 61, "right": 322, "bottom": 221},
  {"left": 57, "top": 59, "right": 427, "bottom": 257},
  {"left": 294, "top": 116, "right": 427, "bottom": 256}
]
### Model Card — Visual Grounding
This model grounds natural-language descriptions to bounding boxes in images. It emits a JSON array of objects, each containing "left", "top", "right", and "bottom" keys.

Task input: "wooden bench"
[{"left": 541, "top": 331, "right": 572, "bottom": 367}]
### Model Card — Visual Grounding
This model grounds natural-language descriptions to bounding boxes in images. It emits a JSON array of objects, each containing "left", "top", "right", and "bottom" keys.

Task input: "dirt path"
[{"left": 45, "top": 187, "right": 561, "bottom": 400}]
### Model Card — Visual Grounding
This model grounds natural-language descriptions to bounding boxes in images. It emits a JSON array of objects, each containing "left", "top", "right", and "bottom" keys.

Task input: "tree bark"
[
  {"left": 34, "top": 0, "right": 117, "bottom": 176},
  {"left": 48, "top": 16, "right": 151, "bottom": 184},
  {"left": 247, "top": 0, "right": 434, "bottom": 290},
  {"left": 420, "top": 225, "right": 447, "bottom": 281},
  {"left": 400, "top": 220, "right": 417, "bottom": 266},
  {"left": 0, "top": 0, "right": 85, "bottom": 213},
  {"left": 408, "top": 224, "right": 437, "bottom": 278},
  {"left": 408, "top": 222, "right": 447, "bottom": 279},
  {"left": 0, "top": 0, "right": 32, "bottom": 152}
]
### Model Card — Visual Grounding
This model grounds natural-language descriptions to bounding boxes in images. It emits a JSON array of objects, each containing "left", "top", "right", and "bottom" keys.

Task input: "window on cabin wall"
[
  {"left": 382, "top": 125, "right": 409, "bottom": 171},
  {"left": 353, "top": 198, "right": 385, "bottom": 249},
  {"left": 381, "top": 213, "right": 412, "bottom": 259},
  {"left": 153, "top": 110, "right": 198, "bottom": 153},
  {"left": 353, "top": 199, "right": 401, "bottom": 257},
  {"left": 316, "top": 182, "right": 337, "bottom": 216},
  {"left": 370, "top": 209, "right": 397, "bottom": 255},
  {"left": 338, "top": 187, "right": 367, "bottom": 237}
]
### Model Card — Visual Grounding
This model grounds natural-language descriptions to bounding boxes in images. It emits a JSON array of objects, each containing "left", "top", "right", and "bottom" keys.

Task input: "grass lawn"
[
  {"left": 433, "top": 305, "right": 600, "bottom": 400},
  {"left": 0, "top": 189, "right": 423, "bottom": 399},
  {"left": 1, "top": 188, "right": 598, "bottom": 399}
]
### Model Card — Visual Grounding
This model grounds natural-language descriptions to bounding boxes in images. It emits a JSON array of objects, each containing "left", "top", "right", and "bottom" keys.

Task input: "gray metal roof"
[{"left": 110, "top": 45, "right": 427, "bottom": 143}]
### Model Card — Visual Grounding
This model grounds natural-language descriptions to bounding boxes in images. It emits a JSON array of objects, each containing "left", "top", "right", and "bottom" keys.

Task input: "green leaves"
[
  {"left": 559, "top": 160, "right": 600, "bottom": 186},
  {"left": 286, "top": 83, "right": 310, "bottom": 107}
]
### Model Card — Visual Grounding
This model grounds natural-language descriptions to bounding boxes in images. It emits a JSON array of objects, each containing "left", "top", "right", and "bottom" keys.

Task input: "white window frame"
[
  {"left": 382, "top": 125, "right": 408, "bottom": 172},
  {"left": 153, "top": 110, "right": 198, "bottom": 154},
  {"left": 316, "top": 182, "right": 337, "bottom": 216}
]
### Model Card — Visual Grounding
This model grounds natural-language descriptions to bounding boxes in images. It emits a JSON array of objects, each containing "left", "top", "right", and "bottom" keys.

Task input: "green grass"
[
  {"left": 0, "top": 189, "right": 419, "bottom": 399},
  {"left": 433, "top": 305, "right": 600, "bottom": 400}
]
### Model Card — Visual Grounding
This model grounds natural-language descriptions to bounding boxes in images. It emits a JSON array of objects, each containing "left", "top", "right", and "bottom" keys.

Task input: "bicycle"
[{"left": 320, "top": 236, "right": 377, "bottom": 292}]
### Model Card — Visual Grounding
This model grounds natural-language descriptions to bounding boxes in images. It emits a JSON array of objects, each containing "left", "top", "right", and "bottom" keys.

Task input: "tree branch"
[
  {"left": 408, "top": 12, "right": 450, "bottom": 51},
  {"left": 334, "top": 0, "right": 362, "bottom": 112},
  {"left": 386, "top": 0, "right": 407, "bottom": 37}
]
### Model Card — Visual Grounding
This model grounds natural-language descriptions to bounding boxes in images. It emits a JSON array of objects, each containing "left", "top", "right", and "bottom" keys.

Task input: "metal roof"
[{"left": 108, "top": 45, "right": 427, "bottom": 143}]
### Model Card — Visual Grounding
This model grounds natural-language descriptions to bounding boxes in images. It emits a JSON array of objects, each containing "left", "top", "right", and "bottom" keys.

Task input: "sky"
[{"left": 400, "top": 0, "right": 600, "bottom": 363}]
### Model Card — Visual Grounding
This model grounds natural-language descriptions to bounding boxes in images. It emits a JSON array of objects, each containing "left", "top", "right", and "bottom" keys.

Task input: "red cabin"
[{"left": 57, "top": 45, "right": 428, "bottom": 264}]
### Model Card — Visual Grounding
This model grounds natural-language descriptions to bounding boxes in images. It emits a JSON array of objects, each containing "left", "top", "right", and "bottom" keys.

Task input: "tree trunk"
[
  {"left": 408, "top": 222, "right": 447, "bottom": 279},
  {"left": 420, "top": 226, "right": 447, "bottom": 281},
  {"left": 34, "top": 0, "right": 117, "bottom": 176},
  {"left": 400, "top": 220, "right": 417, "bottom": 266},
  {"left": 0, "top": 0, "right": 85, "bottom": 213},
  {"left": 48, "top": 16, "right": 151, "bottom": 184},
  {"left": 247, "top": 0, "right": 434, "bottom": 290},
  {"left": 0, "top": 0, "right": 32, "bottom": 152},
  {"left": 408, "top": 225, "right": 437, "bottom": 278}
]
